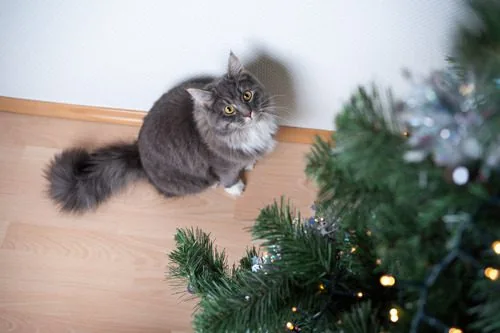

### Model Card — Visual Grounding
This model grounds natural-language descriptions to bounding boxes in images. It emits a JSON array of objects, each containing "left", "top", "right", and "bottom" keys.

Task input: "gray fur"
[
  {"left": 45, "top": 142, "right": 145, "bottom": 213},
  {"left": 45, "top": 52, "right": 278, "bottom": 213}
]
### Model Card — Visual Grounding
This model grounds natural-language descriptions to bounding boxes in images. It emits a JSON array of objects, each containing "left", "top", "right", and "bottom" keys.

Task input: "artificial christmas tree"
[{"left": 168, "top": 1, "right": 500, "bottom": 332}]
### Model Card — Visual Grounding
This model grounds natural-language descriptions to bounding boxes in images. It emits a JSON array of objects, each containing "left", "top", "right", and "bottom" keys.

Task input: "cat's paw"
[
  {"left": 224, "top": 179, "right": 245, "bottom": 197},
  {"left": 244, "top": 162, "right": 256, "bottom": 171},
  {"left": 211, "top": 182, "right": 220, "bottom": 189}
]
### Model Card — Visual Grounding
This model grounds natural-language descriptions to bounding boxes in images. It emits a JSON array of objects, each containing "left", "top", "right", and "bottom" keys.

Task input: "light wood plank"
[{"left": 0, "top": 112, "right": 317, "bottom": 332}]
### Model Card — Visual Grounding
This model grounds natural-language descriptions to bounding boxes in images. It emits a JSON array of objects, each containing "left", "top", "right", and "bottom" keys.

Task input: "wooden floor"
[{"left": 0, "top": 112, "right": 317, "bottom": 333}]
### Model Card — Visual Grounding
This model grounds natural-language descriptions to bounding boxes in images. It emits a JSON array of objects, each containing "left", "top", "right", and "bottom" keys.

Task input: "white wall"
[{"left": 0, "top": 0, "right": 470, "bottom": 130}]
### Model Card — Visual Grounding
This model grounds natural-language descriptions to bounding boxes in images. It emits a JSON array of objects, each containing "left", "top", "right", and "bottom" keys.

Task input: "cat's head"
[{"left": 187, "top": 52, "right": 277, "bottom": 134}]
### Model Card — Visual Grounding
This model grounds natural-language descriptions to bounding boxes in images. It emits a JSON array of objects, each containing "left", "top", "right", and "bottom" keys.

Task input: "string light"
[
  {"left": 319, "top": 283, "right": 326, "bottom": 291},
  {"left": 449, "top": 328, "right": 463, "bottom": 333},
  {"left": 390, "top": 314, "right": 399, "bottom": 323},
  {"left": 492, "top": 240, "right": 500, "bottom": 254},
  {"left": 357, "top": 292, "right": 363, "bottom": 298},
  {"left": 351, "top": 247, "right": 357, "bottom": 253},
  {"left": 366, "top": 230, "right": 372, "bottom": 236},
  {"left": 380, "top": 275, "right": 396, "bottom": 287},
  {"left": 389, "top": 308, "right": 399, "bottom": 323},
  {"left": 292, "top": 307, "right": 297, "bottom": 313},
  {"left": 403, "top": 131, "right": 409, "bottom": 137},
  {"left": 484, "top": 267, "right": 499, "bottom": 281},
  {"left": 376, "top": 259, "right": 382, "bottom": 265},
  {"left": 286, "top": 322, "right": 295, "bottom": 330}
]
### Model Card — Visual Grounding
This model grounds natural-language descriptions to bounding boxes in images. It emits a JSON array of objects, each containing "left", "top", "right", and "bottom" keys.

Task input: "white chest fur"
[{"left": 228, "top": 119, "right": 278, "bottom": 155}]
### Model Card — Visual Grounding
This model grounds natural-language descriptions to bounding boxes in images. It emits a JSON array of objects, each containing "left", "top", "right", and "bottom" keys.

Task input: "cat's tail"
[{"left": 44, "top": 142, "right": 145, "bottom": 213}]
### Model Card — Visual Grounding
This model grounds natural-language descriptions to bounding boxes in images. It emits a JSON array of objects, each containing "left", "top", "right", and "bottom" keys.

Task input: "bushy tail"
[{"left": 45, "top": 142, "right": 145, "bottom": 213}]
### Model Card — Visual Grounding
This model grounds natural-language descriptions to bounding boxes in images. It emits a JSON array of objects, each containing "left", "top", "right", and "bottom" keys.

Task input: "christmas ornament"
[
  {"left": 251, "top": 245, "right": 281, "bottom": 273},
  {"left": 452, "top": 166, "right": 469, "bottom": 185},
  {"left": 398, "top": 69, "right": 500, "bottom": 178},
  {"left": 305, "top": 216, "right": 337, "bottom": 238},
  {"left": 187, "top": 284, "right": 195, "bottom": 294}
]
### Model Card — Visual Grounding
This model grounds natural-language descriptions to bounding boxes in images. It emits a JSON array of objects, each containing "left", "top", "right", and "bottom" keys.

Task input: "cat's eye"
[
  {"left": 224, "top": 105, "right": 236, "bottom": 115},
  {"left": 242, "top": 90, "right": 253, "bottom": 102}
]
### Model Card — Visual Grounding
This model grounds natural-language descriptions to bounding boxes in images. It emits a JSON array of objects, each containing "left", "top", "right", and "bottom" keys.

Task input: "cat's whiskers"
[
  {"left": 264, "top": 113, "right": 287, "bottom": 122},
  {"left": 260, "top": 96, "right": 281, "bottom": 107},
  {"left": 265, "top": 94, "right": 286, "bottom": 99},
  {"left": 259, "top": 103, "right": 292, "bottom": 117},
  {"left": 266, "top": 106, "right": 290, "bottom": 111}
]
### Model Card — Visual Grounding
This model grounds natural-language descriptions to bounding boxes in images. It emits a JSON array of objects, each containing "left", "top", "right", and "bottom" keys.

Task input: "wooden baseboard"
[{"left": 0, "top": 96, "right": 332, "bottom": 144}]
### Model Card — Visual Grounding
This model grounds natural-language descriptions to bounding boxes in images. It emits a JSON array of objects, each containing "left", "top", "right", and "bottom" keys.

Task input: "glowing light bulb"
[
  {"left": 319, "top": 283, "right": 326, "bottom": 291},
  {"left": 388, "top": 307, "right": 399, "bottom": 322},
  {"left": 292, "top": 307, "right": 297, "bottom": 313},
  {"left": 390, "top": 315, "right": 399, "bottom": 323},
  {"left": 357, "top": 292, "right": 363, "bottom": 298},
  {"left": 286, "top": 322, "right": 295, "bottom": 330},
  {"left": 351, "top": 247, "right": 357, "bottom": 253},
  {"left": 366, "top": 230, "right": 372, "bottom": 236},
  {"left": 449, "top": 328, "right": 463, "bottom": 333},
  {"left": 380, "top": 275, "right": 396, "bottom": 287},
  {"left": 376, "top": 259, "right": 382, "bottom": 265},
  {"left": 484, "top": 267, "right": 499, "bottom": 281},
  {"left": 492, "top": 241, "right": 500, "bottom": 254}
]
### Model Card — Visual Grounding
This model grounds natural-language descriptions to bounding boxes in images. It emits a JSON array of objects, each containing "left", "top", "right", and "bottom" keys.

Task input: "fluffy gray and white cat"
[{"left": 45, "top": 52, "right": 278, "bottom": 213}]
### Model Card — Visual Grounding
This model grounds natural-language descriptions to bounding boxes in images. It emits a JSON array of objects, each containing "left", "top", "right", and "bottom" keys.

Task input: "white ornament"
[
  {"left": 404, "top": 150, "right": 427, "bottom": 163},
  {"left": 251, "top": 264, "right": 262, "bottom": 272},
  {"left": 440, "top": 128, "right": 451, "bottom": 139},
  {"left": 462, "top": 138, "right": 482, "bottom": 159},
  {"left": 452, "top": 166, "right": 469, "bottom": 185}
]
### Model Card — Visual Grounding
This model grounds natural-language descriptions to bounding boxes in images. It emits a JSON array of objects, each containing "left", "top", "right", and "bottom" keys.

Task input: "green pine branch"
[
  {"left": 305, "top": 76, "right": 499, "bottom": 332},
  {"left": 453, "top": 0, "right": 500, "bottom": 80},
  {"left": 252, "top": 200, "right": 338, "bottom": 282},
  {"left": 168, "top": 201, "right": 394, "bottom": 333},
  {"left": 469, "top": 279, "right": 500, "bottom": 333},
  {"left": 193, "top": 269, "right": 294, "bottom": 332},
  {"left": 339, "top": 301, "right": 380, "bottom": 333},
  {"left": 168, "top": 228, "right": 231, "bottom": 295}
]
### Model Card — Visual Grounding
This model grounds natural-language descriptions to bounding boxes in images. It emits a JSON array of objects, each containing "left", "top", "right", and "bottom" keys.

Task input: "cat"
[{"left": 45, "top": 52, "right": 279, "bottom": 213}]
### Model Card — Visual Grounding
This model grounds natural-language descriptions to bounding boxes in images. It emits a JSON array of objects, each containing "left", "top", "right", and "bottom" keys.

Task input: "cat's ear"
[
  {"left": 186, "top": 88, "right": 213, "bottom": 106},
  {"left": 228, "top": 51, "right": 244, "bottom": 77}
]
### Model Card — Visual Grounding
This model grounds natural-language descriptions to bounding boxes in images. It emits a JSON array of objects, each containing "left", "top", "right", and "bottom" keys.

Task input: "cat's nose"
[{"left": 244, "top": 111, "right": 253, "bottom": 123}]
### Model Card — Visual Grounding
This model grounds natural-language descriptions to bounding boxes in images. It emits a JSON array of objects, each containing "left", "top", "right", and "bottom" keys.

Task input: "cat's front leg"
[
  {"left": 217, "top": 168, "right": 245, "bottom": 197},
  {"left": 224, "top": 179, "right": 245, "bottom": 196},
  {"left": 244, "top": 161, "right": 256, "bottom": 171}
]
